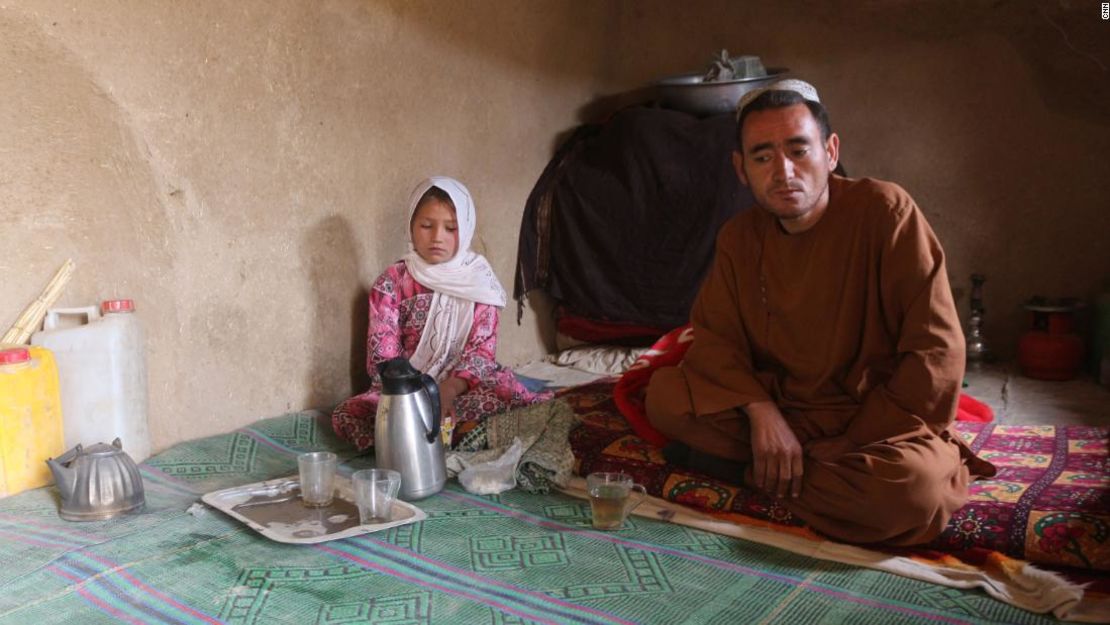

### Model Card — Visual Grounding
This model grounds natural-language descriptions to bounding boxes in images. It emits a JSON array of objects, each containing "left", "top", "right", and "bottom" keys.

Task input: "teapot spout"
[{"left": 46, "top": 445, "right": 81, "bottom": 500}]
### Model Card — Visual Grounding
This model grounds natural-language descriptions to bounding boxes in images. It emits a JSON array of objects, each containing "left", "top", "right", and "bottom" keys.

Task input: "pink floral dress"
[{"left": 332, "top": 261, "right": 552, "bottom": 450}]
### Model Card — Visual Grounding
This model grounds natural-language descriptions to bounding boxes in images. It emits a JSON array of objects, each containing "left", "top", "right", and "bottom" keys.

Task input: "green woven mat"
[{"left": 0, "top": 410, "right": 1059, "bottom": 625}]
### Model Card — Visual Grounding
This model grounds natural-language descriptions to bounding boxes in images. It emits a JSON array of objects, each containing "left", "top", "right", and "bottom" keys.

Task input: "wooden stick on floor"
[{"left": 1, "top": 259, "right": 76, "bottom": 345}]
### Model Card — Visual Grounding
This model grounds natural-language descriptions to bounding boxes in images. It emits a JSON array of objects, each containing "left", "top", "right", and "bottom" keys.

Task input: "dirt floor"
[{"left": 963, "top": 361, "right": 1110, "bottom": 428}]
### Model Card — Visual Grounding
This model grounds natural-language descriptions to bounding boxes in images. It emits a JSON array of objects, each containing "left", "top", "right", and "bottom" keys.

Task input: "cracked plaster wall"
[{"left": 1, "top": 0, "right": 615, "bottom": 450}]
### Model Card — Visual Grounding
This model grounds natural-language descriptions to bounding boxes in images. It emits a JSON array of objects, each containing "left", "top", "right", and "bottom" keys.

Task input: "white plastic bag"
[{"left": 457, "top": 438, "right": 526, "bottom": 495}]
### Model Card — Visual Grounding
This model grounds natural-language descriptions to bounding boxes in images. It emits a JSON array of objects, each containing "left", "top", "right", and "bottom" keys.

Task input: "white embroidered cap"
[{"left": 735, "top": 78, "right": 821, "bottom": 120}]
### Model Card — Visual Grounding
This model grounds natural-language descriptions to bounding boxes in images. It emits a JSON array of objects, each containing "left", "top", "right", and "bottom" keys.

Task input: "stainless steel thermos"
[{"left": 373, "top": 357, "right": 446, "bottom": 500}]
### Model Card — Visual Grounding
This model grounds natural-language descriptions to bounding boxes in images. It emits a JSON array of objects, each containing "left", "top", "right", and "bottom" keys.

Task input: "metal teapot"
[
  {"left": 374, "top": 357, "right": 446, "bottom": 500},
  {"left": 46, "top": 438, "right": 145, "bottom": 521}
]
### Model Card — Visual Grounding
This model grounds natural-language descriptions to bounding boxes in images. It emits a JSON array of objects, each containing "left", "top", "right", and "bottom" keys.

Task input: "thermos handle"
[{"left": 420, "top": 373, "right": 442, "bottom": 444}]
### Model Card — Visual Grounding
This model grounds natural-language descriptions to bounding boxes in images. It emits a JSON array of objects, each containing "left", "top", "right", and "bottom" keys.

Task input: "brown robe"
[{"left": 646, "top": 175, "right": 995, "bottom": 546}]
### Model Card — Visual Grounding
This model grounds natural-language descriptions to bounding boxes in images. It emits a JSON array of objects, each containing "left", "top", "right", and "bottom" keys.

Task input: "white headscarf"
[{"left": 402, "top": 176, "right": 507, "bottom": 381}]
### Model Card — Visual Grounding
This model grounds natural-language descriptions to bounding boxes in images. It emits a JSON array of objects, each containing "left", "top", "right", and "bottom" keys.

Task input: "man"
[{"left": 645, "top": 79, "right": 994, "bottom": 546}]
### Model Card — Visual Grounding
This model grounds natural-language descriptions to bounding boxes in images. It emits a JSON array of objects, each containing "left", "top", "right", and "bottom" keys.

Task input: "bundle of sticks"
[{"left": 1, "top": 259, "right": 76, "bottom": 345}]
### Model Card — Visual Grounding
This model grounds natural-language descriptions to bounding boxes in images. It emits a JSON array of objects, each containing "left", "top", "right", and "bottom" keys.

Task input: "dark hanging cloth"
[{"left": 514, "top": 106, "right": 756, "bottom": 335}]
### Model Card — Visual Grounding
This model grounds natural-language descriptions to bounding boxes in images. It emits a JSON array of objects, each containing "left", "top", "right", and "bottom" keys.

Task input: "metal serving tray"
[{"left": 202, "top": 475, "right": 426, "bottom": 544}]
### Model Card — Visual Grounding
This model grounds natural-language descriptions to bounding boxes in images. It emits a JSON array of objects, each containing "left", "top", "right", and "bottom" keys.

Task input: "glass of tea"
[
  {"left": 352, "top": 468, "right": 401, "bottom": 524},
  {"left": 297, "top": 451, "right": 338, "bottom": 507},
  {"left": 586, "top": 472, "right": 647, "bottom": 530}
]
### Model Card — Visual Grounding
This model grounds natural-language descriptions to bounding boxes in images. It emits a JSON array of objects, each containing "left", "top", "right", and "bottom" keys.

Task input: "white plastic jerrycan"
[{"left": 31, "top": 300, "right": 151, "bottom": 462}]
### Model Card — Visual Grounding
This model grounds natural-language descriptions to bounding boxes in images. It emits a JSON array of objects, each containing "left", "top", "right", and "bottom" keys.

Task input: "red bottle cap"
[
  {"left": 0, "top": 348, "right": 31, "bottom": 365},
  {"left": 101, "top": 299, "right": 135, "bottom": 314}
]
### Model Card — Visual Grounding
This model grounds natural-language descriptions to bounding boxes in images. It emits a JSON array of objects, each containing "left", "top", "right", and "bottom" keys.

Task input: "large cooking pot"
[{"left": 654, "top": 69, "right": 789, "bottom": 117}]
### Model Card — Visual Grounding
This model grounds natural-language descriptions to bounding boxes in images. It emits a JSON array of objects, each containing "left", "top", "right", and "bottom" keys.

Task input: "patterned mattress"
[{"left": 565, "top": 380, "right": 1110, "bottom": 575}]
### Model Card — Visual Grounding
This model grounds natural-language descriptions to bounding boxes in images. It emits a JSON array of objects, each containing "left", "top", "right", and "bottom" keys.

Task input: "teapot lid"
[
  {"left": 378, "top": 357, "right": 426, "bottom": 394},
  {"left": 75, "top": 438, "right": 128, "bottom": 458}
]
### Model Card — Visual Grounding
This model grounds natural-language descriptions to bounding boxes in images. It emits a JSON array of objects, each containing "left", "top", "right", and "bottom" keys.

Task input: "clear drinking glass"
[
  {"left": 352, "top": 468, "right": 402, "bottom": 524},
  {"left": 587, "top": 471, "right": 647, "bottom": 530},
  {"left": 297, "top": 451, "right": 338, "bottom": 508}
]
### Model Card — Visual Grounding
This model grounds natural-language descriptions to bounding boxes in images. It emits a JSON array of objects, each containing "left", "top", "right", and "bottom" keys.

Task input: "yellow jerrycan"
[{"left": 0, "top": 345, "right": 64, "bottom": 497}]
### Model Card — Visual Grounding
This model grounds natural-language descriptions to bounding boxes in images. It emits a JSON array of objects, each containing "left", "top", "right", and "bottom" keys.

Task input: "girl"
[{"left": 332, "top": 176, "right": 552, "bottom": 450}]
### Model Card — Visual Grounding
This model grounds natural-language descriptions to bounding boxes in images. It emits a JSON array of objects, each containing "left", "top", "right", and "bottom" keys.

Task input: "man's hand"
[
  {"left": 804, "top": 435, "right": 857, "bottom": 462},
  {"left": 745, "top": 401, "right": 804, "bottom": 498}
]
